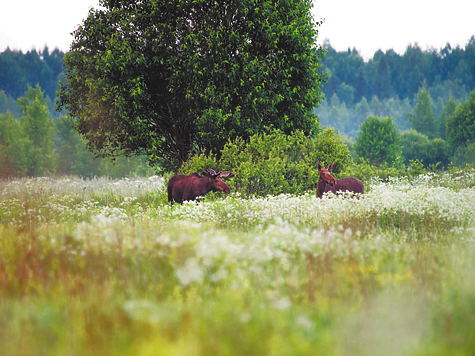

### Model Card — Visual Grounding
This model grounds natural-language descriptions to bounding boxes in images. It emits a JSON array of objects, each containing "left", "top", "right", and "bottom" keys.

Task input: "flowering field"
[{"left": 1, "top": 170, "right": 475, "bottom": 355}]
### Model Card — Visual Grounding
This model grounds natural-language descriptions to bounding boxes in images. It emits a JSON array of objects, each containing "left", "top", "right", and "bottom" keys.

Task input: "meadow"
[{"left": 1, "top": 169, "right": 475, "bottom": 356}]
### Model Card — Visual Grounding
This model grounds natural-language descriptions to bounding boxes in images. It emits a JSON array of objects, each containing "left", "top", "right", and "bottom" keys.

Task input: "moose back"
[
  {"left": 317, "top": 162, "right": 364, "bottom": 198},
  {"left": 168, "top": 170, "right": 232, "bottom": 205}
]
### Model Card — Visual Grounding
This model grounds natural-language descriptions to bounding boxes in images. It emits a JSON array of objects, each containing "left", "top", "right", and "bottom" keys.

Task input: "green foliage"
[
  {"left": 180, "top": 128, "right": 350, "bottom": 197},
  {"left": 317, "top": 38, "right": 475, "bottom": 139},
  {"left": 446, "top": 89, "right": 475, "bottom": 162},
  {"left": 339, "top": 158, "right": 406, "bottom": 186},
  {"left": 55, "top": 114, "right": 95, "bottom": 176},
  {"left": 55, "top": 114, "right": 155, "bottom": 179},
  {"left": 437, "top": 97, "right": 458, "bottom": 140},
  {"left": 408, "top": 89, "right": 437, "bottom": 139},
  {"left": 407, "top": 159, "right": 427, "bottom": 176},
  {"left": 0, "top": 47, "right": 64, "bottom": 102},
  {"left": 8, "top": 85, "right": 57, "bottom": 176},
  {"left": 0, "top": 90, "right": 20, "bottom": 117},
  {"left": 452, "top": 142, "right": 475, "bottom": 167},
  {"left": 317, "top": 95, "right": 414, "bottom": 138},
  {"left": 0, "top": 85, "right": 154, "bottom": 179},
  {"left": 178, "top": 152, "right": 219, "bottom": 176},
  {"left": 57, "top": 0, "right": 325, "bottom": 171},
  {"left": 0, "top": 112, "right": 30, "bottom": 177},
  {"left": 320, "top": 38, "right": 475, "bottom": 113},
  {"left": 354, "top": 115, "right": 401, "bottom": 165},
  {"left": 400, "top": 130, "right": 450, "bottom": 168}
]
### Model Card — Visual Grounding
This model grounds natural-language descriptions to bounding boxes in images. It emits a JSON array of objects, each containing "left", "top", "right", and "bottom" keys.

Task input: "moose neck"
[{"left": 317, "top": 178, "right": 328, "bottom": 198}]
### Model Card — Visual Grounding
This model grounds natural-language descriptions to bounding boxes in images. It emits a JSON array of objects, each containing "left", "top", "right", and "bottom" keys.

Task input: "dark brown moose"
[
  {"left": 317, "top": 162, "right": 364, "bottom": 198},
  {"left": 168, "top": 169, "right": 233, "bottom": 205}
]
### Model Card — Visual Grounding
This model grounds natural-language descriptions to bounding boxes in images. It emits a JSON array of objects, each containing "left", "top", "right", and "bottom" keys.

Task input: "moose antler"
[
  {"left": 201, "top": 168, "right": 218, "bottom": 178},
  {"left": 217, "top": 171, "right": 235, "bottom": 179}
]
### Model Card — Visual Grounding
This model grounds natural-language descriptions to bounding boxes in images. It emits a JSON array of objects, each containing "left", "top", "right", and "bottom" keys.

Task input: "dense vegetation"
[
  {"left": 2, "top": 36, "right": 475, "bottom": 176},
  {"left": 56, "top": 0, "right": 325, "bottom": 170},
  {"left": 0, "top": 47, "right": 64, "bottom": 117},
  {"left": 1, "top": 169, "right": 475, "bottom": 355},
  {"left": 2, "top": 9, "right": 475, "bottom": 353},
  {"left": 0, "top": 86, "right": 153, "bottom": 178}
]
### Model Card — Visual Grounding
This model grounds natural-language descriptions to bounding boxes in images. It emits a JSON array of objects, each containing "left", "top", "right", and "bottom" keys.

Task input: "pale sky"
[{"left": 1, "top": 0, "right": 474, "bottom": 61}]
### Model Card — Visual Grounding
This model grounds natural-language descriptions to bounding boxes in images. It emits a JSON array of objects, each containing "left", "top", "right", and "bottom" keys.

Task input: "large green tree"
[
  {"left": 57, "top": 0, "right": 325, "bottom": 171},
  {"left": 355, "top": 115, "right": 401, "bottom": 165}
]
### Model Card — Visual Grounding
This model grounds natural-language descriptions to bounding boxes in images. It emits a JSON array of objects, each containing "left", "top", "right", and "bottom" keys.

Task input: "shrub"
[
  {"left": 179, "top": 128, "right": 350, "bottom": 197},
  {"left": 401, "top": 130, "right": 450, "bottom": 168}
]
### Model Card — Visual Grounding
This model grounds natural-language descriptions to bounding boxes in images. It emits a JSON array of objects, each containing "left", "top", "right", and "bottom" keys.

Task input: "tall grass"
[{"left": 1, "top": 169, "right": 475, "bottom": 355}]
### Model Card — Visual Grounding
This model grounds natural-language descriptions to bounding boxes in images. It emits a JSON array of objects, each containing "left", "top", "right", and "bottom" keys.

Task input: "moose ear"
[
  {"left": 327, "top": 162, "right": 334, "bottom": 171},
  {"left": 317, "top": 163, "right": 322, "bottom": 171}
]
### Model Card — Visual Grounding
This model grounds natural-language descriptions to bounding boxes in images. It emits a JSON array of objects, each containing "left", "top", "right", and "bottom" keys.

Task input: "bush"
[
  {"left": 179, "top": 128, "right": 350, "bottom": 197},
  {"left": 401, "top": 130, "right": 450, "bottom": 168},
  {"left": 452, "top": 141, "right": 475, "bottom": 167},
  {"left": 355, "top": 115, "right": 401, "bottom": 165}
]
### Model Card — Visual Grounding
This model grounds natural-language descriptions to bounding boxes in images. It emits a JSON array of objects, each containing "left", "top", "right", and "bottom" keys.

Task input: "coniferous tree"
[
  {"left": 17, "top": 85, "right": 56, "bottom": 176},
  {"left": 375, "top": 56, "right": 391, "bottom": 99},
  {"left": 408, "top": 89, "right": 437, "bottom": 139}
]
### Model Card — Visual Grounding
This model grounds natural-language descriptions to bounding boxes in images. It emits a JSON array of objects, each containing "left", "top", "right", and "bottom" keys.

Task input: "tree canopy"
[
  {"left": 408, "top": 89, "right": 437, "bottom": 139},
  {"left": 446, "top": 89, "right": 475, "bottom": 157},
  {"left": 355, "top": 115, "right": 401, "bottom": 165},
  {"left": 57, "top": 0, "right": 325, "bottom": 171}
]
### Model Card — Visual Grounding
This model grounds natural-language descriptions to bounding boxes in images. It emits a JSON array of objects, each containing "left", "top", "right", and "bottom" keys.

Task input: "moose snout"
[{"left": 224, "top": 187, "right": 231, "bottom": 194}]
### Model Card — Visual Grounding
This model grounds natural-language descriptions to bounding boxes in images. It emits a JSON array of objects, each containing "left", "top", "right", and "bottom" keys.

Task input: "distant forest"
[
  {"left": 317, "top": 36, "right": 475, "bottom": 137},
  {"left": 1, "top": 37, "right": 475, "bottom": 178},
  {"left": 0, "top": 47, "right": 64, "bottom": 118},
  {"left": 1, "top": 38, "right": 475, "bottom": 135}
]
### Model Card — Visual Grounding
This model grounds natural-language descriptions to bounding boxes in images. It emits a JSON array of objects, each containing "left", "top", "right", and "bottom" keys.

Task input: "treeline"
[
  {"left": 1, "top": 39, "right": 474, "bottom": 178},
  {"left": 0, "top": 47, "right": 65, "bottom": 118},
  {"left": 0, "top": 85, "right": 153, "bottom": 178},
  {"left": 317, "top": 37, "right": 475, "bottom": 137}
]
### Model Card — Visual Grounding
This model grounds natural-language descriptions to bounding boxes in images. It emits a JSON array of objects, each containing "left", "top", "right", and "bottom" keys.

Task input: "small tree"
[
  {"left": 446, "top": 89, "right": 475, "bottom": 158},
  {"left": 355, "top": 115, "right": 401, "bottom": 165},
  {"left": 17, "top": 85, "right": 56, "bottom": 176},
  {"left": 408, "top": 89, "right": 437, "bottom": 139},
  {"left": 0, "top": 112, "right": 30, "bottom": 177}
]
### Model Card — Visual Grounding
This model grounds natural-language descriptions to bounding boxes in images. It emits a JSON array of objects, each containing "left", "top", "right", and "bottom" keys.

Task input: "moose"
[
  {"left": 168, "top": 169, "right": 234, "bottom": 205},
  {"left": 317, "top": 162, "right": 364, "bottom": 198}
]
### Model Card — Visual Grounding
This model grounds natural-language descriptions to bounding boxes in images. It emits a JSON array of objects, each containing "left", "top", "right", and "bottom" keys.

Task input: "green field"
[{"left": 1, "top": 170, "right": 475, "bottom": 355}]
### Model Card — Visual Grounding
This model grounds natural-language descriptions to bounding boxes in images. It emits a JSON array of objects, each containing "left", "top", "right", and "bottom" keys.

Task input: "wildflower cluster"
[{"left": 1, "top": 171, "right": 475, "bottom": 355}]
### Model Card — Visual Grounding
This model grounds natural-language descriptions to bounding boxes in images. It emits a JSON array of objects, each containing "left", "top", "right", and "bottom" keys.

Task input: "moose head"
[{"left": 317, "top": 163, "right": 336, "bottom": 187}]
